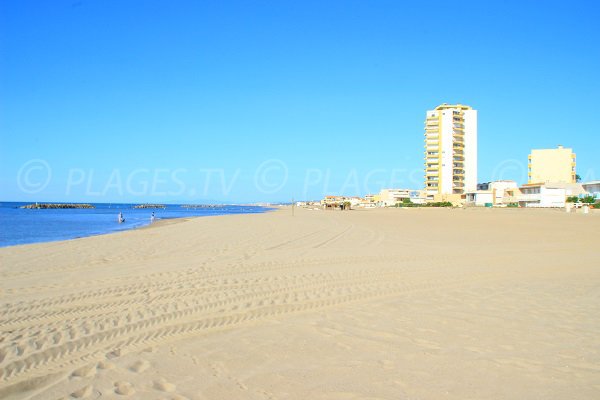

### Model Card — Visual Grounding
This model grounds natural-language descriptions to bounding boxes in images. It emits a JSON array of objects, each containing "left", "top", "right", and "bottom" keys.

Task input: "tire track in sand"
[{"left": 0, "top": 258, "right": 502, "bottom": 397}]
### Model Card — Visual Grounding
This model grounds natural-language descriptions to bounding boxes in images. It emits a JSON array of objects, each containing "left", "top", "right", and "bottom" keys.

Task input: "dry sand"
[{"left": 1, "top": 207, "right": 599, "bottom": 399}]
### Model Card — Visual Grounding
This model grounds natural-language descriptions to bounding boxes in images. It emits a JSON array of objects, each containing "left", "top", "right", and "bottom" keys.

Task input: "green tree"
[{"left": 581, "top": 195, "right": 596, "bottom": 204}]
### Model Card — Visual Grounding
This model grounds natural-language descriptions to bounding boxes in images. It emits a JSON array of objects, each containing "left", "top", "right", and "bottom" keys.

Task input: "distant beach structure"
[
  {"left": 181, "top": 204, "right": 221, "bottom": 209},
  {"left": 133, "top": 204, "right": 166, "bottom": 209},
  {"left": 20, "top": 203, "right": 95, "bottom": 209}
]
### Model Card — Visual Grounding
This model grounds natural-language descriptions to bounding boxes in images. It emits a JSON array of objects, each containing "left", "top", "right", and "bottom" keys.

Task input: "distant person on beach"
[
  {"left": 151, "top": 212, "right": 155, "bottom": 223},
  {"left": 118, "top": 212, "right": 125, "bottom": 223}
]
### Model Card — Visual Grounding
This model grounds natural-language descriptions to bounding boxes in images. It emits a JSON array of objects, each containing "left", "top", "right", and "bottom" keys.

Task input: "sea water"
[{"left": 0, "top": 202, "right": 272, "bottom": 247}]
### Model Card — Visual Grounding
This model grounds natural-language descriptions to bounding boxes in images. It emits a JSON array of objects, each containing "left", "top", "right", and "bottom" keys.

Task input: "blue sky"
[{"left": 1, "top": 0, "right": 599, "bottom": 203}]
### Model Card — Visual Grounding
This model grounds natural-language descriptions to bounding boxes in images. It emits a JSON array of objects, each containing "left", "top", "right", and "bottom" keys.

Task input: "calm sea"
[{"left": 0, "top": 202, "right": 272, "bottom": 247}]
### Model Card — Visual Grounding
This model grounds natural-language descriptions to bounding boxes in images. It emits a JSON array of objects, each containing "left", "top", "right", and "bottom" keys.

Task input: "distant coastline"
[{"left": 0, "top": 202, "right": 274, "bottom": 247}]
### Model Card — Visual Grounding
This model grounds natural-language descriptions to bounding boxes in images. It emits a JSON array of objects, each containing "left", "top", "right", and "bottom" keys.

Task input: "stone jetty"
[
  {"left": 20, "top": 203, "right": 95, "bottom": 209},
  {"left": 133, "top": 204, "right": 166, "bottom": 209},
  {"left": 180, "top": 204, "right": 221, "bottom": 209}
]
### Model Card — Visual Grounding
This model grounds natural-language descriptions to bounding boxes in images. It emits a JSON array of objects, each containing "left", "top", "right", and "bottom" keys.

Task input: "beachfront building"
[
  {"left": 321, "top": 196, "right": 363, "bottom": 210},
  {"left": 528, "top": 145, "right": 576, "bottom": 184},
  {"left": 465, "top": 191, "right": 494, "bottom": 207},
  {"left": 296, "top": 201, "right": 322, "bottom": 208},
  {"left": 376, "top": 188, "right": 411, "bottom": 207},
  {"left": 409, "top": 190, "right": 427, "bottom": 205},
  {"left": 424, "top": 103, "right": 477, "bottom": 201},
  {"left": 321, "top": 195, "right": 377, "bottom": 209},
  {"left": 321, "top": 196, "right": 346, "bottom": 209},
  {"left": 466, "top": 180, "right": 520, "bottom": 207},
  {"left": 355, "top": 194, "right": 376, "bottom": 208},
  {"left": 356, "top": 198, "right": 376, "bottom": 208},
  {"left": 517, "top": 182, "right": 586, "bottom": 208},
  {"left": 582, "top": 181, "right": 600, "bottom": 199},
  {"left": 518, "top": 184, "right": 566, "bottom": 208},
  {"left": 347, "top": 197, "right": 364, "bottom": 208},
  {"left": 364, "top": 194, "right": 375, "bottom": 203},
  {"left": 485, "top": 180, "right": 519, "bottom": 205}
]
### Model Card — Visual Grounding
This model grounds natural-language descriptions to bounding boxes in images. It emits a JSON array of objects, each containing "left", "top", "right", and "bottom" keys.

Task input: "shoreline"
[
  {"left": 2, "top": 204, "right": 596, "bottom": 250},
  {"left": 3, "top": 204, "right": 597, "bottom": 250},
  {"left": 0, "top": 205, "right": 276, "bottom": 249}
]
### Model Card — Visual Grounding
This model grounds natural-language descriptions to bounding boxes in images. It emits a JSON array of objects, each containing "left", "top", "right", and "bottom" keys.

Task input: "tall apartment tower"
[
  {"left": 528, "top": 145, "right": 576, "bottom": 184},
  {"left": 424, "top": 104, "right": 477, "bottom": 197}
]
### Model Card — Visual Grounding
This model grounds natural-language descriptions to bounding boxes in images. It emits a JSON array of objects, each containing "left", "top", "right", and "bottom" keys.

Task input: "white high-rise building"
[{"left": 424, "top": 103, "right": 477, "bottom": 197}]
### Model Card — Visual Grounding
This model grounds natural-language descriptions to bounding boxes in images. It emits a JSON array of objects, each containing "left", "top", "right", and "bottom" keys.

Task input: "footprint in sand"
[
  {"left": 153, "top": 378, "right": 176, "bottom": 392},
  {"left": 97, "top": 360, "right": 115, "bottom": 370},
  {"left": 71, "top": 364, "right": 97, "bottom": 378},
  {"left": 71, "top": 385, "right": 93, "bottom": 398},
  {"left": 106, "top": 348, "right": 123, "bottom": 359},
  {"left": 114, "top": 381, "right": 135, "bottom": 396},
  {"left": 209, "top": 362, "right": 226, "bottom": 378},
  {"left": 129, "top": 359, "right": 150, "bottom": 373}
]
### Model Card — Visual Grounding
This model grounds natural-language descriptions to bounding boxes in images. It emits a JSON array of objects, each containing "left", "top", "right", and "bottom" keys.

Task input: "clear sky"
[{"left": 1, "top": 0, "right": 599, "bottom": 203}]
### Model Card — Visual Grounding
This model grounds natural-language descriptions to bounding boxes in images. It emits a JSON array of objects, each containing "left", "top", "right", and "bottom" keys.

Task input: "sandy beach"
[{"left": 1, "top": 207, "right": 599, "bottom": 399}]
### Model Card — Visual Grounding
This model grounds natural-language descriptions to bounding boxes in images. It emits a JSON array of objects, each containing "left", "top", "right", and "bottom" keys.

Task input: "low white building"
[
  {"left": 465, "top": 190, "right": 494, "bottom": 206},
  {"left": 466, "top": 180, "right": 519, "bottom": 206},
  {"left": 409, "top": 190, "right": 427, "bottom": 205},
  {"left": 517, "top": 182, "right": 585, "bottom": 208},
  {"left": 582, "top": 181, "right": 600, "bottom": 199},
  {"left": 348, "top": 197, "right": 363, "bottom": 208},
  {"left": 518, "top": 185, "right": 566, "bottom": 208},
  {"left": 489, "top": 180, "right": 519, "bottom": 203},
  {"left": 377, "top": 188, "right": 411, "bottom": 207}
]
